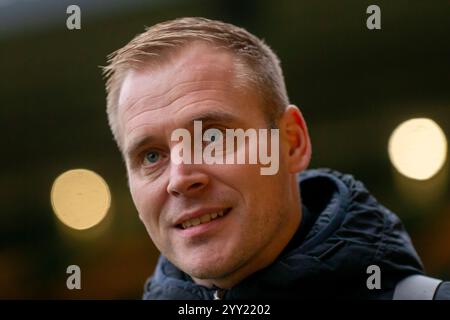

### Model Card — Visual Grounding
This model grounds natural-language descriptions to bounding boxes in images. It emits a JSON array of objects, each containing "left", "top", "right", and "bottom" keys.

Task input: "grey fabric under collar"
[{"left": 393, "top": 275, "right": 442, "bottom": 300}]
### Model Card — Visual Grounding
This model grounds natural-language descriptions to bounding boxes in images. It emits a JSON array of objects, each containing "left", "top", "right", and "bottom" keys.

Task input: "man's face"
[{"left": 117, "top": 44, "right": 298, "bottom": 284}]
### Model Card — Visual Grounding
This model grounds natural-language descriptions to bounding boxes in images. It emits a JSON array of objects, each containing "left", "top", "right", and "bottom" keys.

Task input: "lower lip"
[{"left": 176, "top": 209, "right": 231, "bottom": 238}]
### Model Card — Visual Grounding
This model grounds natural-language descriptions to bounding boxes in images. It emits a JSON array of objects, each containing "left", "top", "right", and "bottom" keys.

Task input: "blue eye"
[
  {"left": 204, "top": 128, "right": 223, "bottom": 144},
  {"left": 211, "top": 133, "right": 221, "bottom": 142},
  {"left": 145, "top": 151, "right": 160, "bottom": 164}
]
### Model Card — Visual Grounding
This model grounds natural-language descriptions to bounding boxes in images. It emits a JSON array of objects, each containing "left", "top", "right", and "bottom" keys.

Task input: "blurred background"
[{"left": 0, "top": 0, "right": 449, "bottom": 299}]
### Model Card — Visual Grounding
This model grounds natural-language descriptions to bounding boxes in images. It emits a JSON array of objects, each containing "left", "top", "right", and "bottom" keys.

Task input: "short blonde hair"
[{"left": 103, "top": 17, "right": 289, "bottom": 150}]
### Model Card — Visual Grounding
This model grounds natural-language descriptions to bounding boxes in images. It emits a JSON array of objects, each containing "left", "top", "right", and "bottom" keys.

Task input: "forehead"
[
  {"left": 117, "top": 43, "right": 265, "bottom": 152},
  {"left": 118, "top": 43, "right": 238, "bottom": 114}
]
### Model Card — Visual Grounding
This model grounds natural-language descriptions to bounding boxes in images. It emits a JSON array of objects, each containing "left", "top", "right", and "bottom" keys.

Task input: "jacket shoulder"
[{"left": 435, "top": 281, "right": 450, "bottom": 300}]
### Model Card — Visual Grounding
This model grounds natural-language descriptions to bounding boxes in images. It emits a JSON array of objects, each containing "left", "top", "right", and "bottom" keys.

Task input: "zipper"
[{"left": 213, "top": 288, "right": 226, "bottom": 300}]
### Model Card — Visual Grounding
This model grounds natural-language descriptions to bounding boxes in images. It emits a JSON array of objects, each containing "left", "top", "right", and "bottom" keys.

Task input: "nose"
[{"left": 167, "top": 163, "right": 209, "bottom": 197}]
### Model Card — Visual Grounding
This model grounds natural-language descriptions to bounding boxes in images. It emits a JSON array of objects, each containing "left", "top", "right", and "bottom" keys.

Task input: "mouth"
[{"left": 176, "top": 207, "right": 232, "bottom": 230}]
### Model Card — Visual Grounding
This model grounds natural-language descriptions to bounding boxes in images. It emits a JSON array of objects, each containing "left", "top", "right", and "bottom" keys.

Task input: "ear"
[{"left": 279, "top": 105, "right": 312, "bottom": 174}]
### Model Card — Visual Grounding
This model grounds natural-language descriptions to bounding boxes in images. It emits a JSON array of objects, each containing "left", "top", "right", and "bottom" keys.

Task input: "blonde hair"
[{"left": 103, "top": 17, "right": 289, "bottom": 149}]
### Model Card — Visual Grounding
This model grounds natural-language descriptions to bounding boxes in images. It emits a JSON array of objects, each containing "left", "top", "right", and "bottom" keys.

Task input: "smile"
[{"left": 178, "top": 208, "right": 231, "bottom": 229}]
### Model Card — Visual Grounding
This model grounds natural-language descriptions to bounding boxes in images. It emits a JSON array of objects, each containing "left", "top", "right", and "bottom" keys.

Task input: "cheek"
[
  {"left": 237, "top": 168, "right": 287, "bottom": 217},
  {"left": 129, "top": 180, "right": 170, "bottom": 252},
  {"left": 215, "top": 162, "right": 284, "bottom": 208},
  {"left": 128, "top": 176, "right": 161, "bottom": 228},
  {"left": 214, "top": 162, "right": 262, "bottom": 187}
]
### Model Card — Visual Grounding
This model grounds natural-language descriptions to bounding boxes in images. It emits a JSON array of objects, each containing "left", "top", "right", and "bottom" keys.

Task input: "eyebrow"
[
  {"left": 125, "top": 136, "right": 157, "bottom": 159},
  {"left": 125, "top": 110, "right": 238, "bottom": 158}
]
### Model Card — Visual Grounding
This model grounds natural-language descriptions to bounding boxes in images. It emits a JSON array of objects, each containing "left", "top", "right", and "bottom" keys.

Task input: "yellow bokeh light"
[
  {"left": 51, "top": 169, "right": 111, "bottom": 230},
  {"left": 388, "top": 118, "right": 448, "bottom": 180}
]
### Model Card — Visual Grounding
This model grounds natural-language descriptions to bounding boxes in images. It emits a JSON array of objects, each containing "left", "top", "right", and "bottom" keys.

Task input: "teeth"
[
  {"left": 180, "top": 209, "right": 228, "bottom": 229},
  {"left": 200, "top": 215, "right": 211, "bottom": 223},
  {"left": 191, "top": 218, "right": 200, "bottom": 226}
]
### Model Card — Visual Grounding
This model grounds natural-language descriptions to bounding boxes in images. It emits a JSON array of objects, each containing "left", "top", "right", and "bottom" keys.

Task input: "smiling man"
[{"left": 103, "top": 17, "right": 449, "bottom": 300}]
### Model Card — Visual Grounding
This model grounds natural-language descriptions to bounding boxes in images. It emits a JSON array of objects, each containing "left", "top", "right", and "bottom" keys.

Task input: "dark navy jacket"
[{"left": 143, "top": 168, "right": 448, "bottom": 299}]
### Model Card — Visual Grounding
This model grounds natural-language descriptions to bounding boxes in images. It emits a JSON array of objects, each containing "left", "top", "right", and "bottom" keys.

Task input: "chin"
[{"left": 178, "top": 252, "right": 235, "bottom": 280}]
